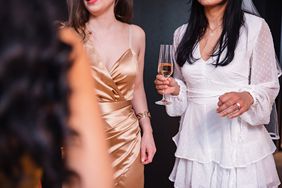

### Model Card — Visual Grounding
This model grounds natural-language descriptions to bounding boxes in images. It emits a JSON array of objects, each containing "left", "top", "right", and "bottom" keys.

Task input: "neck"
[
  {"left": 204, "top": 2, "right": 227, "bottom": 29},
  {"left": 88, "top": 5, "right": 118, "bottom": 30}
]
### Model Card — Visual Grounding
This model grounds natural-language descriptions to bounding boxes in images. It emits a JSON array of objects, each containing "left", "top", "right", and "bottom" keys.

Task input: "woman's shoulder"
[
  {"left": 243, "top": 13, "right": 267, "bottom": 33},
  {"left": 174, "top": 23, "right": 188, "bottom": 35},
  {"left": 127, "top": 24, "right": 146, "bottom": 51},
  {"left": 244, "top": 13, "right": 265, "bottom": 24},
  {"left": 129, "top": 24, "right": 145, "bottom": 40},
  {"left": 243, "top": 13, "right": 270, "bottom": 42},
  {"left": 173, "top": 23, "right": 188, "bottom": 43}
]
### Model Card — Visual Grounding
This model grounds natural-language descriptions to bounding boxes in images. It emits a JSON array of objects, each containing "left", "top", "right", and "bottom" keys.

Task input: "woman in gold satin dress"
[{"left": 67, "top": 0, "right": 156, "bottom": 187}]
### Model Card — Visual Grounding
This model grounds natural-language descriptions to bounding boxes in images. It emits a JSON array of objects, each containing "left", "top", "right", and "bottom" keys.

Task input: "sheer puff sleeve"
[
  {"left": 240, "top": 20, "right": 281, "bottom": 126},
  {"left": 166, "top": 25, "right": 189, "bottom": 117}
]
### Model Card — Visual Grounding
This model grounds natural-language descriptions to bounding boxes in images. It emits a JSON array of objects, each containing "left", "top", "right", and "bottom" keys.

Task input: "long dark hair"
[
  {"left": 0, "top": 0, "right": 74, "bottom": 187},
  {"left": 177, "top": 0, "right": 244, "bottom": 67},
  {"left": 67, "top": 0, "right": 133, "bottom": 40}
]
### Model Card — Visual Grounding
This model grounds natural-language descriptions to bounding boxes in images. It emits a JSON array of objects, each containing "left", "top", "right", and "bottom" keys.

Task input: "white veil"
[
  {"left": 242, "top": 0, "right": 282, "bottom": 140},
  {"left": 241, "top": 0, "right": 260, "bottom": 16}
]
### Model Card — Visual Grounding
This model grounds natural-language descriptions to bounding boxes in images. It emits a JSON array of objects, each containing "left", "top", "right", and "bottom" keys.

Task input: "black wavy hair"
[
  {"left": 0, "top": 0, "right": 74, "bottom": 187},
  {"left": 176, "top": 0, "right": 244, "bottom": 67}
]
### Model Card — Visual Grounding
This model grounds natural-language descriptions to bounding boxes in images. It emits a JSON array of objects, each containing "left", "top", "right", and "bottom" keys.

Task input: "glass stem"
[{"left": 162, "top": 90, "right": 166, "bottom": 102}]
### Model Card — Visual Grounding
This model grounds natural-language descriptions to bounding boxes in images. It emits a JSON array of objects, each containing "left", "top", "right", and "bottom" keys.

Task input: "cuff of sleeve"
[
  {"left": 166, "top": 78, "right": 187, "bottom": 102},
  {"left": 239, "top": 86, "right": 258, "bottom": 107}
]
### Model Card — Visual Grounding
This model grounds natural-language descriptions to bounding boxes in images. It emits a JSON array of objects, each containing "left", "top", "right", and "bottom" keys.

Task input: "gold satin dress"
[{"left": 84, "top": 28, "right": 144, "bottom": 188}]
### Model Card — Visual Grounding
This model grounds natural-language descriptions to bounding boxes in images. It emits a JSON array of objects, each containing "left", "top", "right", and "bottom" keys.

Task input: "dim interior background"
[{"left": 57, "top": 0, "right": 282, "bottom": 187}]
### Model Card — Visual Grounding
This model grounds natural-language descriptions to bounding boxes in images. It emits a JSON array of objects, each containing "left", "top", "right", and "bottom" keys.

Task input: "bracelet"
[{"left": 136, "top": 111, "right": 151, "bottom": 120}]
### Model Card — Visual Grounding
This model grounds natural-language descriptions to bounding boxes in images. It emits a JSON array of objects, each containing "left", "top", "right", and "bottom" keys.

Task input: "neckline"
[
  {"left": 106, "top": 48, "right": 133, "bottom": 73},
  {"left": 86, "top": 25, "right": 135, "bottom": 75},
  {"left": 197, "top": 43, "right": 212, "bottom": 63}
]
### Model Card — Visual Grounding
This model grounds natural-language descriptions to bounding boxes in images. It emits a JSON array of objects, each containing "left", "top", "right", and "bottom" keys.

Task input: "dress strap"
[{"left": 128, "top": 25, "right": 132, "bottom": 49}]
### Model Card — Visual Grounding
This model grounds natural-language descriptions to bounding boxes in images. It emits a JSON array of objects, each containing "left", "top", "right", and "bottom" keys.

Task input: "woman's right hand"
[{"left": 154, "top": 74, "right": 180, "bottom": 96}]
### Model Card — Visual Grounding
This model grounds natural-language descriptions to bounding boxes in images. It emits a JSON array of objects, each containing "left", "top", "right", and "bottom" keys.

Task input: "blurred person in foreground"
[{"left": 0, "top": 0, "right": 113, "bottom": 187}]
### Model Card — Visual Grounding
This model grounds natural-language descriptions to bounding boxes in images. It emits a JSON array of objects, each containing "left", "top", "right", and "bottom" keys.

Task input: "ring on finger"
[{"left": 235, "top": 102, "right": 241, "bottom": 111}]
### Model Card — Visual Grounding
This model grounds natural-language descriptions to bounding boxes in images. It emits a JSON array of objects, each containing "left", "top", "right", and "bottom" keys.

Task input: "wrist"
[
  {"left": 243, "top": 91, "right": 254, "bottom": 105},
  {"left": 142, "top": 128, "right": 153, "bottom": 135},
  {"left": 140, "top": 123, "right": 153, "bottom": 134},
  {"left": 172, "top": 84, "right": 180, "bottom": 96}
]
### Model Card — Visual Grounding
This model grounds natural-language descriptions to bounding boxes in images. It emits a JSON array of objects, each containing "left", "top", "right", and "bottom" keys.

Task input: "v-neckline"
[
  {"left": 91, "top": 46, "right": 133, "bottom": 77},
  {"left": 106, "top": 48, "right": 132, "bottom": 74},
  {"left": 197, "top": 43, "right": 212, "bottom": 63},
  {"left": 85, "top": 24, "right": 134, "bottom": 75}
]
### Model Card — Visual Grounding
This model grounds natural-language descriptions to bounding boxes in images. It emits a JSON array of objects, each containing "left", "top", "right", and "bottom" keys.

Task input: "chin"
[{"left": 84, "top": 2, "right": 101, "bottom": 14}]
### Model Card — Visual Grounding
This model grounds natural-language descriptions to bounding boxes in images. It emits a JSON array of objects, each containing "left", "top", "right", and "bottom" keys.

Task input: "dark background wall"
[
  {"left": 133, "top": 2, "right": 189, "bottom": 188},
  {"left": 132, "top": 1, "right": 282, "bottom": 188}
]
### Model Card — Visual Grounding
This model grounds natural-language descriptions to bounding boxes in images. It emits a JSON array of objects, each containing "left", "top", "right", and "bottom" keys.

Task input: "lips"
[{"left": 86, "top": 0, "right": 98, "bottom": 4}]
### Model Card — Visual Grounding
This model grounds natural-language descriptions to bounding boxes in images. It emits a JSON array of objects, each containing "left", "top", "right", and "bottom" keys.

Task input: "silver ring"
[{"left": 235, "top": 102, "right": 241, "bottom": 110}]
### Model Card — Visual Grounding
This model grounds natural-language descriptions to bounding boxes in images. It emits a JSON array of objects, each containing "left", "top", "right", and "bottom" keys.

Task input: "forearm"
[{"left": 132, "top": 85, "right": 153, "bottom": 134}]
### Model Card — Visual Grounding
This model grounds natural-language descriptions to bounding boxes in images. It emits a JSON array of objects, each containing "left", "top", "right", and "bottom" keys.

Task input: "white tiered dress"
[{"left": 166, "top": 13, "right": 281, "bottom": 188}]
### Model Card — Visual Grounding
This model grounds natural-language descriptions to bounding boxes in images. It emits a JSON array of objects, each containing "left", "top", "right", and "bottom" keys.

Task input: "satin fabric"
[{"left": 84, "top": 37, "right": 144, "bottom": 188}]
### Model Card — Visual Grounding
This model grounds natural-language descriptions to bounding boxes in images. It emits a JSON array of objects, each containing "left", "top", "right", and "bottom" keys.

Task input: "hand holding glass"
[{"left": 155, "top": 44, "right": 174, "bottom": 105}]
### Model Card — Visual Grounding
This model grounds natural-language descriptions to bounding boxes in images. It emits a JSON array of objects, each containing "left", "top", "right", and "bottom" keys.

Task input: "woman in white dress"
[{"left": 155, "top": 0, "right": 281, "bottom": 187}]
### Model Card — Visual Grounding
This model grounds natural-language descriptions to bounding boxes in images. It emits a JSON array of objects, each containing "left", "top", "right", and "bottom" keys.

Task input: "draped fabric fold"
[{"left": 99, "top": 101, "right": 141, "bottom": 183}]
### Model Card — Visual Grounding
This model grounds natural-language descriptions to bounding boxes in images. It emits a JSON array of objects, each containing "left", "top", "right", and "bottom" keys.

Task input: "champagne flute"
[{"left": 155, "top": 44, "right": 174, "bottom": 105}]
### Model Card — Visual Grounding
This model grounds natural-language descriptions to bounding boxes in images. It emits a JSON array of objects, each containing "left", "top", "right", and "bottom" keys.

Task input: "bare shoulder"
[{"left": 130, "top": 24, "right": 145, "bottom": 43}]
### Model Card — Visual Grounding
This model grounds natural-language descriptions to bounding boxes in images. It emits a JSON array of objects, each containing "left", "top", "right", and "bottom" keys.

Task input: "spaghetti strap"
[{"left": 128, "top": 25, "right": 132, "bottom": 49}]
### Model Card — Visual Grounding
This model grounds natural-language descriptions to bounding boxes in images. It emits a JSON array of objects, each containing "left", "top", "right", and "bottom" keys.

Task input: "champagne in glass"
[
  {"left": 155, "top": 44, "right": 174, "bottom": 105},
  {"left": 159, "top": 63, "right": 173, "bottom": 78}
]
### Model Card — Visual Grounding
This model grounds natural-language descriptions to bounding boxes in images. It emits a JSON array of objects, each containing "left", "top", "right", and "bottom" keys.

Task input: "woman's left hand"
[
  {"left": 140, "top": 131, "right": 156, "bottom": 165},
  {"left": 217, "top": 91, "right": 254, "bottom": 119}
]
